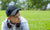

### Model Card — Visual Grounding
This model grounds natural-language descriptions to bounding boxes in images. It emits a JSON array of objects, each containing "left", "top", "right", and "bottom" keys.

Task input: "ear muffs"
[
  {"left": 7, "top": 19, "right": 21, "bottom": 28},
  {"left": 16, "top": 23, "right": 21, "bottom": 27},
  {"left": 7, "top": 19, "right": 12, "bottom": 28},
  {"left": 7, "top": 22, "right": 12, "bottom": 28}
]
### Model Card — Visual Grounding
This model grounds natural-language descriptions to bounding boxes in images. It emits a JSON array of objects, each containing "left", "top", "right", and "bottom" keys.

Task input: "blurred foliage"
[
  {"left": 1, "top": 0, "right": 11, "bottom": 10},
  {"left": 1, "top": 0, "right": 18, "bottom": 10},
  {"left": 0, "top": 0, "right": 50, "bottom": 10},
  {"left": 28, "top": 0, "right": 50, "bottom": 10}
]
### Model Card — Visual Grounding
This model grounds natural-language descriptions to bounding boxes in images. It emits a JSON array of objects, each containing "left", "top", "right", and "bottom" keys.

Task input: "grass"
[{"left": 0, "top": 10, "right": 50, "bottom": 30}]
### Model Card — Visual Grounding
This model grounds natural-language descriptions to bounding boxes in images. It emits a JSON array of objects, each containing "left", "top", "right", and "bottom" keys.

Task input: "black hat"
[{"left": 6, "top": 5, "right": 21, "bottom": 17}]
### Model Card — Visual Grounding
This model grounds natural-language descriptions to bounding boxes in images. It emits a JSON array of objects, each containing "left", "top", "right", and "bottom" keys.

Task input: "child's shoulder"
[
  {"left": 2, "top": 18, "right": 7, "bottom": 27},
  {"left": 20, "top": 16, "right": 28, "bottom": 23}
]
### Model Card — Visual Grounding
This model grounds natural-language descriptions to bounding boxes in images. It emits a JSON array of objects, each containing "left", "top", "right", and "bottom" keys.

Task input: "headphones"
[{"left": 7, "top": 19, "right": 21, "bottom": 28}]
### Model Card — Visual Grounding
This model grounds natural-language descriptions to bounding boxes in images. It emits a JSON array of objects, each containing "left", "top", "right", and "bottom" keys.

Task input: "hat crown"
[{"left": 6, "top": 5, "right": 17, "bottom": 16}]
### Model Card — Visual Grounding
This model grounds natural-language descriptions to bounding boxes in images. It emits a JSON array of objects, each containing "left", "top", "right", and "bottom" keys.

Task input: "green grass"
[{"left": 0, "top": 10, "right": 50, "bottom": 30}]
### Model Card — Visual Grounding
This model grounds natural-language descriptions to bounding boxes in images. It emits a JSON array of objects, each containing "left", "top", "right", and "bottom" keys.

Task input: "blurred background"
[
  {"left": 0, "top": 0, "right": 50, "bottom": 10},
  {"left": 0, "top": 0, "right": 50, "bottom": 30}
]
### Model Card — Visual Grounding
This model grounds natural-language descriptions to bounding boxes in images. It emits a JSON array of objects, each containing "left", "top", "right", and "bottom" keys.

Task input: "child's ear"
[{"left": 8, "top": 17, "right": 10, "bottom": 20}]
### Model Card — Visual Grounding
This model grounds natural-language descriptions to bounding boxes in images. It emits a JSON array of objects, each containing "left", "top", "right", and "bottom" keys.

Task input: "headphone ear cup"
[
  {"left": 16, "top": 23, "right": 21, "bottom": 27},
  {"left": 7, "top": 22, "right": 12, "bottom": 28}
]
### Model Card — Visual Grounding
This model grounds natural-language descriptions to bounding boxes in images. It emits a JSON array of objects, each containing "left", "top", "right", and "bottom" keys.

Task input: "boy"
[{"left": 1, "top": 5, "right": 29, "bottom": 30}]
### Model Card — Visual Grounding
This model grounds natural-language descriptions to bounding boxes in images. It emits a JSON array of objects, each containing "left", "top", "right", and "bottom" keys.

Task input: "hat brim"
[{"left": 10, "top": 9, "right": 21, "bottom": 16}]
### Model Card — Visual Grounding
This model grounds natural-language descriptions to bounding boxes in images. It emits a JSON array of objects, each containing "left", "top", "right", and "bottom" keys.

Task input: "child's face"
[{"left": 9, "top": 12, "right": 20, "bottom": 24}]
